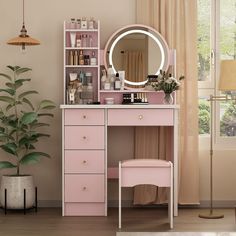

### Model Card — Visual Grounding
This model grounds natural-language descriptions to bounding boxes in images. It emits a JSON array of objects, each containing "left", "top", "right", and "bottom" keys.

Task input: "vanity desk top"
[{"left": 60, "top": 104, "right": 180, "bottom": 109}]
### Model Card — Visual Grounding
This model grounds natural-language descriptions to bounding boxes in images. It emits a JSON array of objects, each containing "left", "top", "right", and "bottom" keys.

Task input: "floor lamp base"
[{"left": 199, "top": 212, "right": 224, "bottom": 219}]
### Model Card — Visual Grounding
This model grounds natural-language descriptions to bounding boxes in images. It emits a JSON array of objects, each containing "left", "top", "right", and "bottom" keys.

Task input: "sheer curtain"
[{"left": 134, "top": 0, "right": 199, "bottom": 204}]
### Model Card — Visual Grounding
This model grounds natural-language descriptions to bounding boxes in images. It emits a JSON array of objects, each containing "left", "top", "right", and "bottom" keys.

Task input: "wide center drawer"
[
  {"left": 65, "top": 126, "right": 104, "bottom": 149},
  {"left": 65, "top": 109, "right": 105, "bottom": 125},
  {"left": 64, "top": 150, "right": 105, "bottom": 174},
  {"left": 107, "top": 109, "right": 174, "bottom": 126},
  {"left": 64, "top": 174, "right": 104, "bottom": 202}
]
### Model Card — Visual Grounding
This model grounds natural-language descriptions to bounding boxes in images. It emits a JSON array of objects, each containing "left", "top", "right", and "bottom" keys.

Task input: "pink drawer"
[
  {"left": 65, "top": 150, "right": 105, "bottom": 174},
  {"left": 65, "top": 109, "right": 104, "bottom": 125},
  {"left": 64, "top": 126, "right": 104, "bottom": 149},
  {"left": 64, "top": 174, "right": 104, "bottom": 202},
  {"left": 64, "top": 203, "right": 105, "bottom": 216},
  {"left": 108, "top": 109, "right": 174, "bottom": 126}
]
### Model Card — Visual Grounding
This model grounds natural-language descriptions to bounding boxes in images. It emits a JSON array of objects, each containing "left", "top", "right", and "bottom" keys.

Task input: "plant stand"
[{"left": 0, "top": 187, "right": 38, "bottom": 215}]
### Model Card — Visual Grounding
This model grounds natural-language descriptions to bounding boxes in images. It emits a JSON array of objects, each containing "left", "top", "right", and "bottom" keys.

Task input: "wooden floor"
[{"left": 0, "top": 208, "right": 235, "bottom": 236}]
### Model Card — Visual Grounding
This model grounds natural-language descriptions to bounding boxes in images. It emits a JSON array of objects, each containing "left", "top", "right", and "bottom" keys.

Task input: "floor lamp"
[{"left": 199, "top": 60, "right": 236, "bottom": 219}]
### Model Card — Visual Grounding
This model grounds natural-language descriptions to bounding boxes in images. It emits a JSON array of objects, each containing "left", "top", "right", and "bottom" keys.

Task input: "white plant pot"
[{"left": 0, "top": 175, "right": 35, "bottom": 209}]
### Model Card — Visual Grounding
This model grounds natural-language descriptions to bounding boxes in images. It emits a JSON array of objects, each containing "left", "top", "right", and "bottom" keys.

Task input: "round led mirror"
[{"left": 104, "top": 24, "right": 170, "bottom": 87}]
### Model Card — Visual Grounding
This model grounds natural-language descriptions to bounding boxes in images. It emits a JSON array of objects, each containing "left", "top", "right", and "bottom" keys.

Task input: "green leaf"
[
  {"left": 14, "top": 80, "right": 23, "bottom": 89},
  {"left": 38, "top": 113, "right": 54, "bottom": 117},
  {"left": 15, "top": 78, "right": 31, "bottom": 83},
  {"left": 0, "top": 89, "right": 15, "bottom": 96},
  {"left": 19, "top": 137, "right": 29, "bottom": 147},
  {"left": 1, "top": 143, "right": 17, "bottom": 155},
  {"left": 5, "top": 82, "right": 15, "bottom": 89},
  {"left": 6, "top": 104, "right": 14, "bottom": 112},
  {"left": 0, "top": 161, "right": 16, "bottom": 169},
  {"left": 21, "top": 112, "right": 37, "bottom": 125},
  {"left": 15, "top": 67, "right": 31, "bottom": 75},
  {"left": 0, "top": 96, "right": 14, "bottom": 104},
  {"left": 38, "top": 100, "right": 56, "bottom": 110},
  {"left": 0, "top": 73, "right": 12, "bottom": 81},
  {"left": 18, "top": 90, "right": 38, "bottom": 99},
  {"left": 33, "top": 133, "right": 50, "bottom": 138},
  {"left": 20, "top": 152, "right": 50, "bottom": 165},
  {"left": 7, "top": 65, "right": 20, "bottom": 71},
  {"left": 30, "top": 122, "right": 49, "bottom": 129},
  {"left": 22, "top": 97, "right": 35, "bottom": 110}
]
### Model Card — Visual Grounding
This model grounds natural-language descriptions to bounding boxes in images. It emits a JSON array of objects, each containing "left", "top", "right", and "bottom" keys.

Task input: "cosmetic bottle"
[
  {"left": 104, "top": 77, "right": 111, "bottom": 90},
  {"left": 107, "top": 65, "right": 115, "bottom": 90},
  {"left": 76, "top": 18, "right": 81, "bottom": 29},
  {"left": 101, "top": 69, "right": 107, "bottom": 90},
  {"left": 90, "top": 51, "right": 97, "bottom": 66},
  {"left": 118, "top": 70, "right": 125, "bottom": 90},
  {"left": 76, "top": 35, "right": 81, "bottom": 47},
  {"left": 81, "top": 17, "right": 87, "bottom": 29},
  {"left": 79, "top": 50, "right": 84, "bottom": 65},
  {"left": 70, "top": 32, "right": 76, "bottom": 47},
  {"left": 81, "top": 34, "right": 87, "bottom": 47},
  {"left": 88, "top": 17, "right": 95, "bottom": 29},
  {"left": 88, "top": 35, "right": 93, "bottom": 47},
  {"left": 74, "top": 51, "right": 78, "bottom": 65},
  {"left": 114, "top": 73, "right": 121, "bottom": 90},
  {"left": 70, "top": 18, "right": 76, "bottom": 29},
  {"left": 69, "top": 51, "right": 74, "bottom": 65}
]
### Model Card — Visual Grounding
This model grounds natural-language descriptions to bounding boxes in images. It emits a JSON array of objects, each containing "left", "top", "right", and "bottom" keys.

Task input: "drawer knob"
[
  {"left": 138, "top": 115, "right": 143, "bottom": 120},
  {"left": 83, "top": 136, "right": 87, "bottom": 140},
  {"left": 82, "top": 160, "right": 87, "bottom": 164},
  {"left": 82, "top": 186, "right": 87, "bottom": 191},
  {"left": 83, "top": 115, "right": 87, "bottom": 119}
]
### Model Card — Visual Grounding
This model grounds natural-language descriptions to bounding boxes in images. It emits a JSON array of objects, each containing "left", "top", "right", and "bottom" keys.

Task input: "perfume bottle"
[
  {"left": 90, "top": 51, "right": 97, "bottom": 66},
  {"left": 114, "top": 72, "right": 121, "bottom": 90},
  {"left": 79, "top": 50, "right": 84, "bottom": 65},
  {"left": 101, "top": 69, "right": 107, "bottom": 90},
  {"left": 107, "top": 65, "right": 115, "bottom": 90}
]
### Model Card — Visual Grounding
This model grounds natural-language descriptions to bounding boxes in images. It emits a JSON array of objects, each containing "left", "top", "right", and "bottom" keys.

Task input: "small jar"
[
  {"left": 70, "top": 18, "right": 76, "bottom": 29},
  {"left": 85, "top": 72, "right": 92, "bottom": 84}
]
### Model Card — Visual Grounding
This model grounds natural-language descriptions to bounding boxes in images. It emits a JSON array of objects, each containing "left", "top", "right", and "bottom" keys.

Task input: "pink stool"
[{"left": 119, "top": 159, "right": 173, "bottom": 229}]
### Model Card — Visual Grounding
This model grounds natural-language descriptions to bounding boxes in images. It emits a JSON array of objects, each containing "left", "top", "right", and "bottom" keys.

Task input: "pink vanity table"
[
  {"left": 61, "top": 21, "right": 179, "bottom": 218},
  {"left": 61, "top": 104, "right": 179, "bottom": 217}
]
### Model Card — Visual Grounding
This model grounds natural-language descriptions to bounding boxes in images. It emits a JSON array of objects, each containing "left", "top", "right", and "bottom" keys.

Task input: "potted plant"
[
  {"left": 0, "top": 65, "right": 55, "bottom": 209},
  {"left": 152, "top": 70, "right": 184, "bottom": 104}
]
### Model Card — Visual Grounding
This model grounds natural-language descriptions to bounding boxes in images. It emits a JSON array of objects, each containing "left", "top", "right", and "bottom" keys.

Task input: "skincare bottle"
[
  {"left": 88, "top": 17, "right": 95, "bottom": 29},
  {"left": 88, "top": 35, "right": 93, "bottom": 47},
  {"left": 70, "top": 32, "right": 76, "bottom": 47},
  {"left": 76, "top": 18, "right": 81, "bottom": 29},
  {"left": 79, "top": 50, "right": 84, "bottom": 65},
  {"left": 70, "top": 18, "right": 76, "bottom": 29},
  {"left": 81, "top": 17, "right": 87, "bottom": 29},
  {"left": 101, "top": 69, "right": 107, "bottom": 90},
  {"left": 118, "top": 70, "right": 125, "bottom": 90},
  {"left": 76, "top": 35, "right": 81, "bottom": 47},
  {"left": 107, "top": 65, "right": 115, "bottom": 90},
  {"left": 114, "top": 73, "right": 121, "bottom": 90},
  {"left": 90, "top": 51, "right": 97, "bottom": 66},
  {"left": 69, "top": 51, "right": 74, "bottom": 65},
  {"left": 74, "top": 51, "right": 78, "bottom": 65},
  {"left": 81, "top": 34, "right": 87, "bottom": 47},
  {"left": 104, "top": 77, "right": 111, "bottom": 90}
]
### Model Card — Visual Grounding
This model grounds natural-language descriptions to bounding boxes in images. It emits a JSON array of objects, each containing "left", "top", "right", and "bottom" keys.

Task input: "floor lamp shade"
[{"left": 218, "top": 60, "right": 236, "bottom": 91}]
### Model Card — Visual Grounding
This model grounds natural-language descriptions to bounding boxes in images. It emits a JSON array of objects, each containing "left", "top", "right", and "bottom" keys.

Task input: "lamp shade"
[{"left": 218, "top": 60, "right": 236, "bottom": 91}]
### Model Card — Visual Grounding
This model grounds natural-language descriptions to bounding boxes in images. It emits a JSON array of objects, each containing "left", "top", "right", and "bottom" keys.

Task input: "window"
[{"left": 198, "top": 0, "right": 236, "bottom": 147}]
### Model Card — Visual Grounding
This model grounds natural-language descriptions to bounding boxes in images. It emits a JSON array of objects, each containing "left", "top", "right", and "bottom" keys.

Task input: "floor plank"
[{"left": 0, "top": 208, "right": 235, "bottom": 236}]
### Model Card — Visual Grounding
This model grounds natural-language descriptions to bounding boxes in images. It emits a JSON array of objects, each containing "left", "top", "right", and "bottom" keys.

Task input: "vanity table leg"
[
  {"left": 118, "top": 161, "right": 121, "bottom": 229},
  {"left": 174, "top": 109, "right": 179, "bottom": 216}
]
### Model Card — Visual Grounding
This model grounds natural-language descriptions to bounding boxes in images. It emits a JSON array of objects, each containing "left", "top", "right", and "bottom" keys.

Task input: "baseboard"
[{"left": 17, "top": 200, "right": 236, "bottom": 208}]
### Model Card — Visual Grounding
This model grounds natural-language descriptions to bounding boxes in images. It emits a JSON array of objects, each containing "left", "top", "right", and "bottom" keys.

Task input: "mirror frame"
[{"left": 104, "top": 24, "right": 170, "bottom": 86}]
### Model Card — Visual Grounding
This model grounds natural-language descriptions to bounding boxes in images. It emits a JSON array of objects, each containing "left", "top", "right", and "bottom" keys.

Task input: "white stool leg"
[{"left": 119, "top": 161, "right": 121, "bottom": 229}]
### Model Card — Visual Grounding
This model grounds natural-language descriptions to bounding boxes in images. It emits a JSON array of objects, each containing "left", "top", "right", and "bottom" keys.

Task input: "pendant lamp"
[{"left": 7, "top": 0, "right": 40, "bottom": 51}]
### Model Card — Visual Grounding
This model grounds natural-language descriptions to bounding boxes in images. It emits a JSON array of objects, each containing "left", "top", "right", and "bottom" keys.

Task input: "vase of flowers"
[{"left": 152, "top": 70, "right": 184, "bottom": 104}]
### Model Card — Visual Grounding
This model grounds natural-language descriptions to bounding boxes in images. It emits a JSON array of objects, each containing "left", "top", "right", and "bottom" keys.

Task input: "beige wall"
[
  {"left": 1, "top": 0, "right": 236, "bottom": 206},
  {"left": 0, "top": 0, "right": 136, "bottom": 204}
]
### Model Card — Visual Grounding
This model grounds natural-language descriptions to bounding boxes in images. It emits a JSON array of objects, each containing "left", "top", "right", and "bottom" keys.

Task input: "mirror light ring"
[{"left": 108, "top": 29, "right": 166, "bottom": 86}]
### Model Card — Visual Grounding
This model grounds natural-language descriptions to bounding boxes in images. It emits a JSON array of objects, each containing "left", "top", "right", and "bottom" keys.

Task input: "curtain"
[
  {"left": 123, "top": 51, "right": 146, "bottom": 86},
  {"left": 134, "top": 0, "right": 200, "bottom": 204}
]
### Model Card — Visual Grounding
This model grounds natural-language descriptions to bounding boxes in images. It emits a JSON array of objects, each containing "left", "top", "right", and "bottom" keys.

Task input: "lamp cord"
[{"left": 22, "top": 0, "right": 25, "bottom": 25}]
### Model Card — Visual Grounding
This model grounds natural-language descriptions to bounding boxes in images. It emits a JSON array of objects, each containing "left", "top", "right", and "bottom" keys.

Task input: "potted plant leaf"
[{"left": 0, "top": 65, "right": 55, "bottom": 209}]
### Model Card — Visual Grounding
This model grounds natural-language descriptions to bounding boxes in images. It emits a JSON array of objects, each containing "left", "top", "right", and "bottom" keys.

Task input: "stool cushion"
[{"left": 121, "top": 159, "right": 171, "bottom": 168}]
